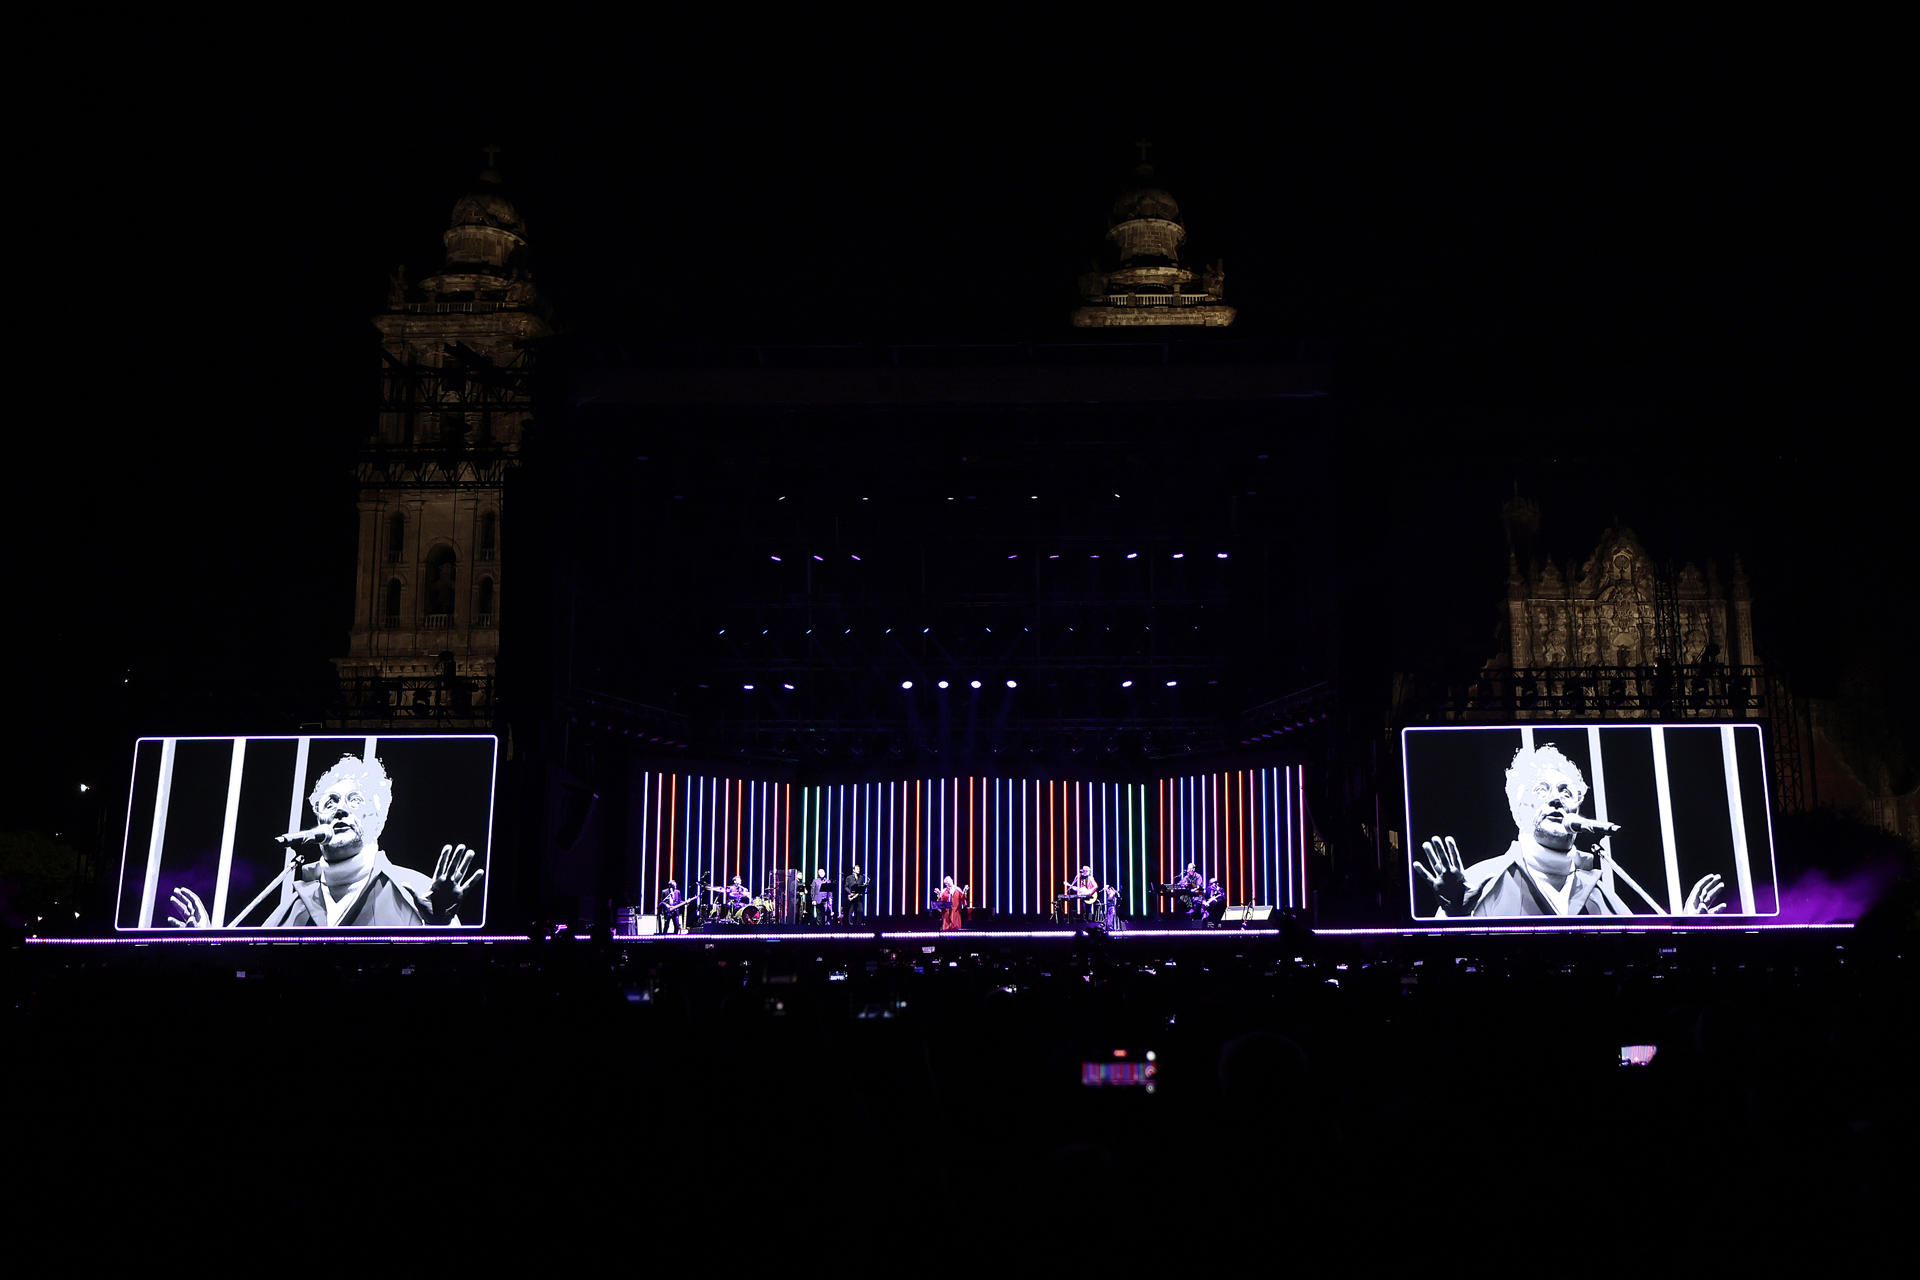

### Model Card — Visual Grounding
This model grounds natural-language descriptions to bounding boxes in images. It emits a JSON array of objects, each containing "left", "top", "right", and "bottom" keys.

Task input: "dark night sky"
[{"left": 17, "top": 18, "right": 1910, "bottom": 809}]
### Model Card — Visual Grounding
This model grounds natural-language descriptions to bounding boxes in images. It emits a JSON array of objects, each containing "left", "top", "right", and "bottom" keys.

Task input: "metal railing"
[
  {"left": 1409, "top": 664, "right": 1771, "bottom": 722},
  {"left": 329, "top": 675, "right": 496, "bottom": 726}
]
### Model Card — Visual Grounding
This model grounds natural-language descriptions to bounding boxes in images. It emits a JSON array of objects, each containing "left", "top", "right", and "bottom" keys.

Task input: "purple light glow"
[
  {"left": 1126, "top": 552, "right": 1139, "bottom": 559},
  {"left": 937, "top": 681, "right": 950, "bottom": 690},
  {"left": 1006, "top": 680, "right": 1017, "bottom": 689},
  {"left": 1121, "top": 680, "right": 1133, "bottom": 688},
  {"left": 31, "top": 935, "right": 534, "bottom": 945},
  {"left": 812, "top": 555, "right": 825, "bottom": 562},
  {"left": 770, "top": 555, "right": 782, "bottom": 562},
  {"left": 850, "top": 554, "right": 862, "bottom": 561},
  {"left": 1216, "top": 552, "right": 1229, "bottom": 559},
  {"left": 1172, "top": 553, "right": 1185, "bottom": 560},
  {"left": 901, "top": 680, "right": 914, "bottom": 690},
  {"left": 969, "top": 680, "right": 982, "bottom": 689}
]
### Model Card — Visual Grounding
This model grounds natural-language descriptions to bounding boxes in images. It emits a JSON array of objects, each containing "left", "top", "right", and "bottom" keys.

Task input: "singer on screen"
[
  {"left": 1415, "top": 744, "right": 1725, "bottom": 919},
  {"left": 166, "top": 753, "right": 481, "bottom": 928}
]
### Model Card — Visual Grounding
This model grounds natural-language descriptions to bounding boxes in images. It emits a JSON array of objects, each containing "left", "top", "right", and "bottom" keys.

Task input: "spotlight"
[
  {"left": 1216, "top": 552, "right": 1229, "bottom": 559},
  {"left": 1165, "top": 680, "right": 1178, "bottom": 687},
  {"left": 1121, "top": 680, "right": 1133, "bottom": 689},
  {"left": 850, "top": 554, "right": 862, "bottom": 561},
  {"left": 1005, "top": 679, "right": 1017, "bottom": 689},
  {"left": 901, "top": 680, "right": 914, "bottom": 690},
  {"left": 970, "top": 680, "right": 982, "bottom": 690},
  {"left": 770, "top": 555, "right": 782, "bottom": 562},
  {"left": 782, "top": 682, "right": 795, "bottom": 690},
  {"left": 812, "top": 555, "right": 824, "bottom": 562},
  {"left": 1007, "top": 553, "right": 1019, "bottom": 559},
  {"left": 937, "top": 680, "right": 950, "bottom": 690},
  {"left": 1172, "top": 552, "right": 1185, "bottom": 560},
  {"left": 1126, "top": 552, "right": 1138, "bottom": 559},
  {"left": 743, "top": 683, "right": 755, "bottom": 690}
]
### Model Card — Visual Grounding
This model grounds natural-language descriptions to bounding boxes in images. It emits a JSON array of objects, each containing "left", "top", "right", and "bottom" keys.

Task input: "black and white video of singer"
[
  {"left": 1416, "top": 744, "right": 1726, "bottom": 919},
  {"left": 168, "top": 753, "right": 483, "bottom": 928}
]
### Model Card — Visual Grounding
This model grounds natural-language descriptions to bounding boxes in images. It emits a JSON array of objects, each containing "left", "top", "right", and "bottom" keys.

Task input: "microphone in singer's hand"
[{"left": 275, "top": 825, "right": 333, "bottom": 847}]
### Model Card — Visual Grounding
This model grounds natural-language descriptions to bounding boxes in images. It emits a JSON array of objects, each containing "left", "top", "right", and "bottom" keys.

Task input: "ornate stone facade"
[
  {"left": 1496, "top": 525, "right": 1756, "bottom": 673},
  {"left": 1072, "top": 150, "right": 1235, "bottom": 329},
  {"left": 333, "top": 154, "right": 549, "bottom": 724}
]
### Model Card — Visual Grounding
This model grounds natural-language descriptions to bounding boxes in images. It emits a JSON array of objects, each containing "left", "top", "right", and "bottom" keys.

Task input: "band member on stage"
[
  {"left": 1172, "top": 862, "right": 1204, "bottom": 920},
  {"left": 1101, "top": 884, "right": 1120, "bottom": 932},
  {"left": 936, "top": 876, "right": 969, "bottom": 931},
  {"left": 844, "top": 864, "right": 869, "bottom": 924},
  {"left": 812, "top": 866, "right": 834, "bottom": 926},
  {"left": 659, "top": 880, "right": 686, "bottom": 934},
  {"left": 1065, "top": 866, "right": 1099, "bottom": 919},
  {"left": 725, "top": 875, "right": 751, "bottom": 914},
  {"left": 1201, "top": 876, "right": 1227, "bottom": 927}
]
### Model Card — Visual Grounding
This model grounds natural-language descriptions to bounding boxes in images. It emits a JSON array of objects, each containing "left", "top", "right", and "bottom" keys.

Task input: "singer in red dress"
[{"left": 935, "top": 876, "right": 969, "bottom": 931}]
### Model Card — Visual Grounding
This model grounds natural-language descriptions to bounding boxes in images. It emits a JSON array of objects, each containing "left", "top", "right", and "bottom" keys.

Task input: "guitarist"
[
  {"left": 1065, "top": 867, "right": 1100, "bottom": 921},
  {"left": 658, "top": 880, "right": 689, "bottom": 934}
]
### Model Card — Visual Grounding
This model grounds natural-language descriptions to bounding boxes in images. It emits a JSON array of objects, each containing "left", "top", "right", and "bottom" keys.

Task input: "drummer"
[{"left": 725, "top": 875, "right": 751, "bottom": 915}]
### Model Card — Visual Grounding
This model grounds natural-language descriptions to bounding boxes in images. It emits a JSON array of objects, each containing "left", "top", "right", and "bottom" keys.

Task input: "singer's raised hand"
[
  {"left": 425, "top": 843, "right": 483, "bottom": 923},
  {"left": 167, "top": 886, "right": 212, "bottom": 929},
  {"left": 1683, "top": 873, "right": 1727, "bottom": 915},
  {"left": 1415, "top": 835, "right": 1469, "bottom": 915}
]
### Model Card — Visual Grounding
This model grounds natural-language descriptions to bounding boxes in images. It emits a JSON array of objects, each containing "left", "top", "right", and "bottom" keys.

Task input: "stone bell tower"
[
  {"left": 333, "top": 148, "right": 550, "bottom": 725},
  {"left": 1072, "top": 141, "right": 1235, "bottom": 328}
]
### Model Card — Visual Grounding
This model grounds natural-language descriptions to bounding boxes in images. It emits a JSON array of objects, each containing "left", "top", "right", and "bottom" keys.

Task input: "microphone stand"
[{"left": 223, "top": 848, "right": 316, "bottom": 927}]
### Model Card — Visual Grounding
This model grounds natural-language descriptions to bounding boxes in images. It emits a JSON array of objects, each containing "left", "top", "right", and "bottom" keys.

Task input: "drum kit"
[{"left": 701, "top": 883, "right": 777, "bottom": 927}]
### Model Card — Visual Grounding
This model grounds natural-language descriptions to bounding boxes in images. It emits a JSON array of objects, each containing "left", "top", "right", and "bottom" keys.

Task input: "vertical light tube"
[
  {"left": 670, "top": 773, "right": 683, "bottom": 896},
  {"left": 654, "top": 773, "right": 666, "bottom": 912},
  {"left": 1722, "top": 726, "right": 1756, "bottom": 914},
  {"left": 136, "top": 738, "right": 177, "bottom": 929},
  {"left": 208, "top": 738, "right": 247, "bottom": 928},
  {"left": 1299, "top": 767, "right": 1309, "bottom": 910},
  {"left": 638, "top": 771, "right": 651, "bottom": 917},
  {"left": 1651, "top": 727, "right": 1683, "bottom": 914},
  {"left": 1284, "top": 767, "right": 1296, "bottom": 910},
  {"left": 1257, "top": 767, "right": 1268, "bottom": 908},
  {"left": 280, "top": 737, "right": 312, "bottom": 918}
]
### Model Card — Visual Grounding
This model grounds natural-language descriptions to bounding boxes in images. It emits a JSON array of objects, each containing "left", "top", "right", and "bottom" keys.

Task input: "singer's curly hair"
[
  {"left": 1504, "top": 744, "right": 1587, "bottom": 829},
  {"left": 308, "top": 754, "right": 393, "bottom": 828}
]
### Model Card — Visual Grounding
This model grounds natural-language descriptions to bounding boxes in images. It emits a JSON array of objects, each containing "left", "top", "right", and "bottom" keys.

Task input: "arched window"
[
  {"left": 386, "top": 510, "right": 406, "bottom": 564},
  {"left": 425, "top": 547, "right": 457, "bottom": 624},
  {"left": 479, "top": 511, "right": 497, "bottom": 562},
  {"left": 477, "top": 577, "right": 495, "bottom": 625},
  {"left": 383, "top": 578, "right": 403, "bottom": 624}
]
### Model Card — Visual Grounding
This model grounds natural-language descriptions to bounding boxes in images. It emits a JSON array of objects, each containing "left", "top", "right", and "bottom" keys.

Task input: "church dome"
[
  {"left": 450, "top": 187, "right": 527, "bottom": 240},
  {"left": 1110, "top": 163, "right": 1183, "bottom": 226},
  {"left": 441, "top": 160, "right": 528, "bottom": 274}
]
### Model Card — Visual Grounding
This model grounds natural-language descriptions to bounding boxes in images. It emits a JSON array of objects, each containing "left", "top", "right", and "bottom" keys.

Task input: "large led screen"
[
  {"left": 1402, "top": 725, "right": 1777, "bottom": 922},
  {"left": 117, "top": 735, "right": 497, "bottom": 931}
]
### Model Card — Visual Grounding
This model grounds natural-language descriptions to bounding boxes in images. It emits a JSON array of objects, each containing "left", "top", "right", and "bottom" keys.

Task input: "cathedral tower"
[
  {"left": 1073, "top": 143, "right": 1235, "bottom": 328},
  {"left": 334, "top": 149, "right": 549, "bottom": 724}
]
